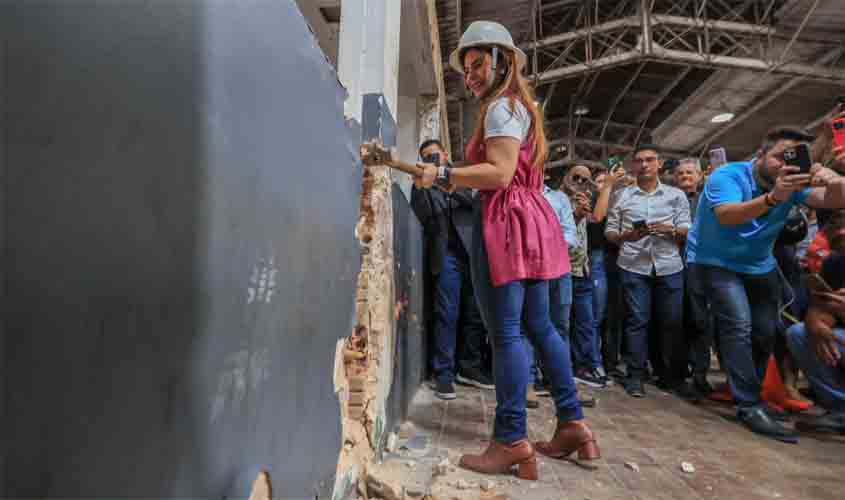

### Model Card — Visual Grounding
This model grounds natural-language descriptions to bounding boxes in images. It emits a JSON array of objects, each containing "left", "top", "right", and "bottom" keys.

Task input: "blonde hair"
[{"left": 469, "top": 49, "right": 549, "bottom": 170}]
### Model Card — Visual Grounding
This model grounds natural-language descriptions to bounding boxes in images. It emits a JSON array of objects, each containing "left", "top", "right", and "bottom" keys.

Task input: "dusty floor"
[{"left": 366, "top": 380, "right": 844, "bottom": 500}]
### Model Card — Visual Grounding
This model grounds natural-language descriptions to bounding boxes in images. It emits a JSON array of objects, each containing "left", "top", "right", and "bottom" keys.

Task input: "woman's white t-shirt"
[{"left": 484, "top": 97, "right": 531, "bottom": 143}]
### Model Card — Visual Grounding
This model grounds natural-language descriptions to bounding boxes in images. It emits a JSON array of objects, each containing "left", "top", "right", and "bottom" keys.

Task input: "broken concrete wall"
[
  {"left": 334, "top": 94, "right": 426, "bottom": 499},
  {"left": 2, "top": 1, "right": 364, "bottom": 497}
]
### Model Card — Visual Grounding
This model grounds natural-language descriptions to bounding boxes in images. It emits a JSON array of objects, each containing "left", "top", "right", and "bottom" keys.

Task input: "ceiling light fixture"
[
  {"left": 574, "top": 105, "right": 590, "bottom": 116},
  {"left": 711, "top": 112, "right": 735, "bottom": 124}
]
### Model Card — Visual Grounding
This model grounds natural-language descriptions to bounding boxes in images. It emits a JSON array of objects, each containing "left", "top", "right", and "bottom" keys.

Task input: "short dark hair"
[
  {"left": 419, "top": 139, "right": 444, "bottom": 157},
  {"left": 761, "top": 127, "right": 815, "bottom": 154},
  {"left": 633, "top": 143, "right": 661, "bottom": 156}
]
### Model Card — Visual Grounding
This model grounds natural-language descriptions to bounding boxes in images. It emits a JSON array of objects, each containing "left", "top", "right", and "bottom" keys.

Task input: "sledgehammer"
[{"left": 359, "top": 139, "right": 424, "bottom": 178}]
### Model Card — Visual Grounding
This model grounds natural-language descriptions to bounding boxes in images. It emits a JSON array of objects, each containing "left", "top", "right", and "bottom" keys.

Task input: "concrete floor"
[{"left": 373, "top": 381, "right": 844, "bottom": 500}]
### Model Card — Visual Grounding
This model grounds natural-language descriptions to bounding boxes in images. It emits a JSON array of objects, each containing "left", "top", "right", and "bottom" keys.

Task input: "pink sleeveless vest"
[{"left": 465, "top": 100, "right": 570, "bottom": 287}]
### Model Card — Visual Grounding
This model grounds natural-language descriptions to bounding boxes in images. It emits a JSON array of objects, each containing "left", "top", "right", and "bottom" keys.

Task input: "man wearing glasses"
[
  {"left": 560, "top": 161, "right": 610, "bottom": 389},
  {"left": 606, "top": 144, "right": 695, "bottom": 401}
]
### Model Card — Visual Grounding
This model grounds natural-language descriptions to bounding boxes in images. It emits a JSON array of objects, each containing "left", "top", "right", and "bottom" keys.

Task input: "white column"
[{"left": 337, "top": 0, "right": 402, "bottom": 122}]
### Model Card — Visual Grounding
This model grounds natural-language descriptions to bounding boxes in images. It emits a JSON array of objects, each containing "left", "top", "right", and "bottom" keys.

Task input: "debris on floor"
[
  {"left": 362, "top": 382, "right": 842, "bottom": 500},
  {"left": 624, "top": 461, "right": 641, "bottom": 473}
]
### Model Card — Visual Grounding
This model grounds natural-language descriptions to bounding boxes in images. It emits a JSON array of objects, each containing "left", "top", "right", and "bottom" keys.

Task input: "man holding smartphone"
[
  {"left": 786, "top": 212, "right": 845, "bottom": 434},
  {"left": 686, "top": 127, "right": 845, "bottom": 442},
  {"left": 605, "top": 144, "right": 694, "bottom": 400}
]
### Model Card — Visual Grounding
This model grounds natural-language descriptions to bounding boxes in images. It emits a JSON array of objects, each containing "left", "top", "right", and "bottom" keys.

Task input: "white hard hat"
[{"left": 449, "top": 21, "right": 528, "bottom": 74}]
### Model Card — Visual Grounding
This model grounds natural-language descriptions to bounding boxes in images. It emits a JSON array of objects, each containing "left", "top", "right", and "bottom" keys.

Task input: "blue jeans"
[
  {"left": 590, "top": 249, "right": 609, "bottom": 363},
  {"left": 620, "top": 269, "right": 685, "bottom": 384},
  {"left": 572, "top": 275, "right": 600, "bottom": 370},
  {"left": 527, "top": 274, "right": 572, "bottom": 384},
  {"left": 432, "top": 249, "right": 486, "bottom": 385},
  {"left": 469, "top": 200, "right": 582, "bottom": 443},
  {"left": 688, "top": 263, "right": 781, "bottom": 409},
  {"left": 786, "top": 324, "right": 845, "bottom": 412},
  {"left": 604, "top": 247, "right": 625, "bottom": 367},
  {"left": 685, "top": 266, "right": 714, "bottom": 379}
]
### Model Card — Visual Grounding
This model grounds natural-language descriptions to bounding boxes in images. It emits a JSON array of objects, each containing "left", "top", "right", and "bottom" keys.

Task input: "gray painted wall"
[{"left": 2, "top": 1, "right": 365, "bottom": 497}]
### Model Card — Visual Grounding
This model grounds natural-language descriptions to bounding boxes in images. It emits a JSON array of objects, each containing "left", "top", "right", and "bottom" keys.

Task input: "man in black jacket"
[{"left": 411, "top": 139, "right": 492, "bottom": 400}]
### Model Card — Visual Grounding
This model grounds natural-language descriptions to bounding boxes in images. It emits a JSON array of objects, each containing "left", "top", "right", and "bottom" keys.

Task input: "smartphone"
[
  {"left": 832, "top": 118, "right": 845, "bottom": 149},
  {"left": 708, "top": 147, "right": 727, "bottom": 169},
  {"left": 808, "top": 273, "right": 834, "bottom": 293},
  {"left": 783, "top": 143, "right": 813, "bottom": 174},
  {"left": 632, "top": 220, "right": 648, "bottom": 231}
]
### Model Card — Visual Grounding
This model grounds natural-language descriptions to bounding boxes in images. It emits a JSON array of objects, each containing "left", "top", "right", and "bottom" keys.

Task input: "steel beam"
[
  {"left": 537, "top": 50, "right": 641, "bottom": 83},
  {"left": 650, "top": 46, "right": 845, "bottom": 82},
  {"left": 537, "top": 44, "right": 845, "bottom": 84},
  {"left": 525, "top": 14, "right": 776, "bottom": 50}
]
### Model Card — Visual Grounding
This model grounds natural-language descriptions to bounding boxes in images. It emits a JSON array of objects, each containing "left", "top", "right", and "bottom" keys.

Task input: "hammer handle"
[{"left": 385, "top": 161, "right": 424, "bottom": 178}]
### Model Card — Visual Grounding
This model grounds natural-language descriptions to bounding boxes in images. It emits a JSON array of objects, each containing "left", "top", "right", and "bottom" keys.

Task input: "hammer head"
[{"left": 360, "top": 139, "right": 398, "bottom": 167}]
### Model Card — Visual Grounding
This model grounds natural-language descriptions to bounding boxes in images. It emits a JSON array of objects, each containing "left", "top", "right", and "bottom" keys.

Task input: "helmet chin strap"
[{"left": 477, "top": 46, "right": 506, "bottom": 101}]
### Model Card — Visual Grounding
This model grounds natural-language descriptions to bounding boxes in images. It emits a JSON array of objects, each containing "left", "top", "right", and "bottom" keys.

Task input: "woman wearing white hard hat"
[{"left": 414, "top": 21, "right": 600, "bottom": 479}]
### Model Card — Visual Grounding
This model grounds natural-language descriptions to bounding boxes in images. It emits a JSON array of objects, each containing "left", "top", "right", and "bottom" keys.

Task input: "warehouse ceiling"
[{"left": 436, "top": 0, "right": 845, "bottom": 162}]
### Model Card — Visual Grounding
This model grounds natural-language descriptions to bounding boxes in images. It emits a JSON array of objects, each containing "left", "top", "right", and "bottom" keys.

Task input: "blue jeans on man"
[
  {"left": 620, "top": 269, "right": 686, "bottom": 385},
  {"left": 688, "top": 263, "right": 782, "bottom": 409},
  {"left": 602, "top": 246, "right": 625, "bottom": 370},
  {"left": 786, "top": 324, "right": 845, "bottom": 412},
  {"left": 590, "top": 249, "right": 609, "bottom": 368},
  {"left": 527, "top": 274, "right": 572, "bottom": 385},
  {"left": 432, "top": 248, "right": 487, "bottom": 385},
  {"left": 572, "top": 275, "right": 600, "bottom": 371},
  {"left": 685, "top": 267, "right": 714, "bottom": 382}
]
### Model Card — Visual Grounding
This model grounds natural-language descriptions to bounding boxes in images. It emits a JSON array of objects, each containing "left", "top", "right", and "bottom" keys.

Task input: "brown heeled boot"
[
  {"left": 459, "top": 439, "right": 538, "bottom": 480},
  {"left": 535, "top": 420, "right": 600, "bottom": 465}
]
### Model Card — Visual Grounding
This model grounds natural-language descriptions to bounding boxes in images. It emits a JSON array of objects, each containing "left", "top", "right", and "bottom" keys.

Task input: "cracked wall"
[{"left": 333, "top": 94, "right": 428, "bottom": 500}]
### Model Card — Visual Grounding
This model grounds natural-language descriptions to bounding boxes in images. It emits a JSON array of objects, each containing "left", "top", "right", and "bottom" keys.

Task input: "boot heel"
[
  {"left": 517, "top": 457, "right": 539, "bottom": 481},
  {"left": 577, "top": 440, "right": 601, "bottom": 461}
]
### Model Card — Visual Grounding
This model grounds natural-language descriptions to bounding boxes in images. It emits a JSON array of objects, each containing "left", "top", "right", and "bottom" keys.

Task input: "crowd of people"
[{"left": 405, "top": 19, "right": 845, "bottom": 480}]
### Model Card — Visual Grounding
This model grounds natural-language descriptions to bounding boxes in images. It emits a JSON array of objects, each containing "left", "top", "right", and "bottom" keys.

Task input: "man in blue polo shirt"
[{"left": 687, "top": 127, "right": 845, "bottom": 443}]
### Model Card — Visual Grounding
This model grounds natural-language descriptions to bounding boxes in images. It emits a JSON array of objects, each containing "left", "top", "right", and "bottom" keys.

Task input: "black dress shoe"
[
  {"left": 670, "top": 381, "right": 702, "bottom": 403},
  {"left": 796, "top": 411, "right": 845, "bottom": 434},
  {"left": 763, "top": 404, "right": 790, "bottom": 422},
  {"left": 625, "top": 378, "right": 645, "bottom": 398},
  {"left": 737, "top": 406, "right": 798, "bottom": 444}
]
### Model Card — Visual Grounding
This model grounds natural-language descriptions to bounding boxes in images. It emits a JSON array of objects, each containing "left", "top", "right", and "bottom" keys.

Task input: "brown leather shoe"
[
  {"left": 459, "top": 439, "right": 538, "bottom": 480},
  {"left": 535, "top": 420, "right": 600, "bottom": 466}
]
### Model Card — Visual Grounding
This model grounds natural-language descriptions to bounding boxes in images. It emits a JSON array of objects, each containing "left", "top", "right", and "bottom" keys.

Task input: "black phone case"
[{"left": 784, "top": 144, "right": 812, "bottom": 173}]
